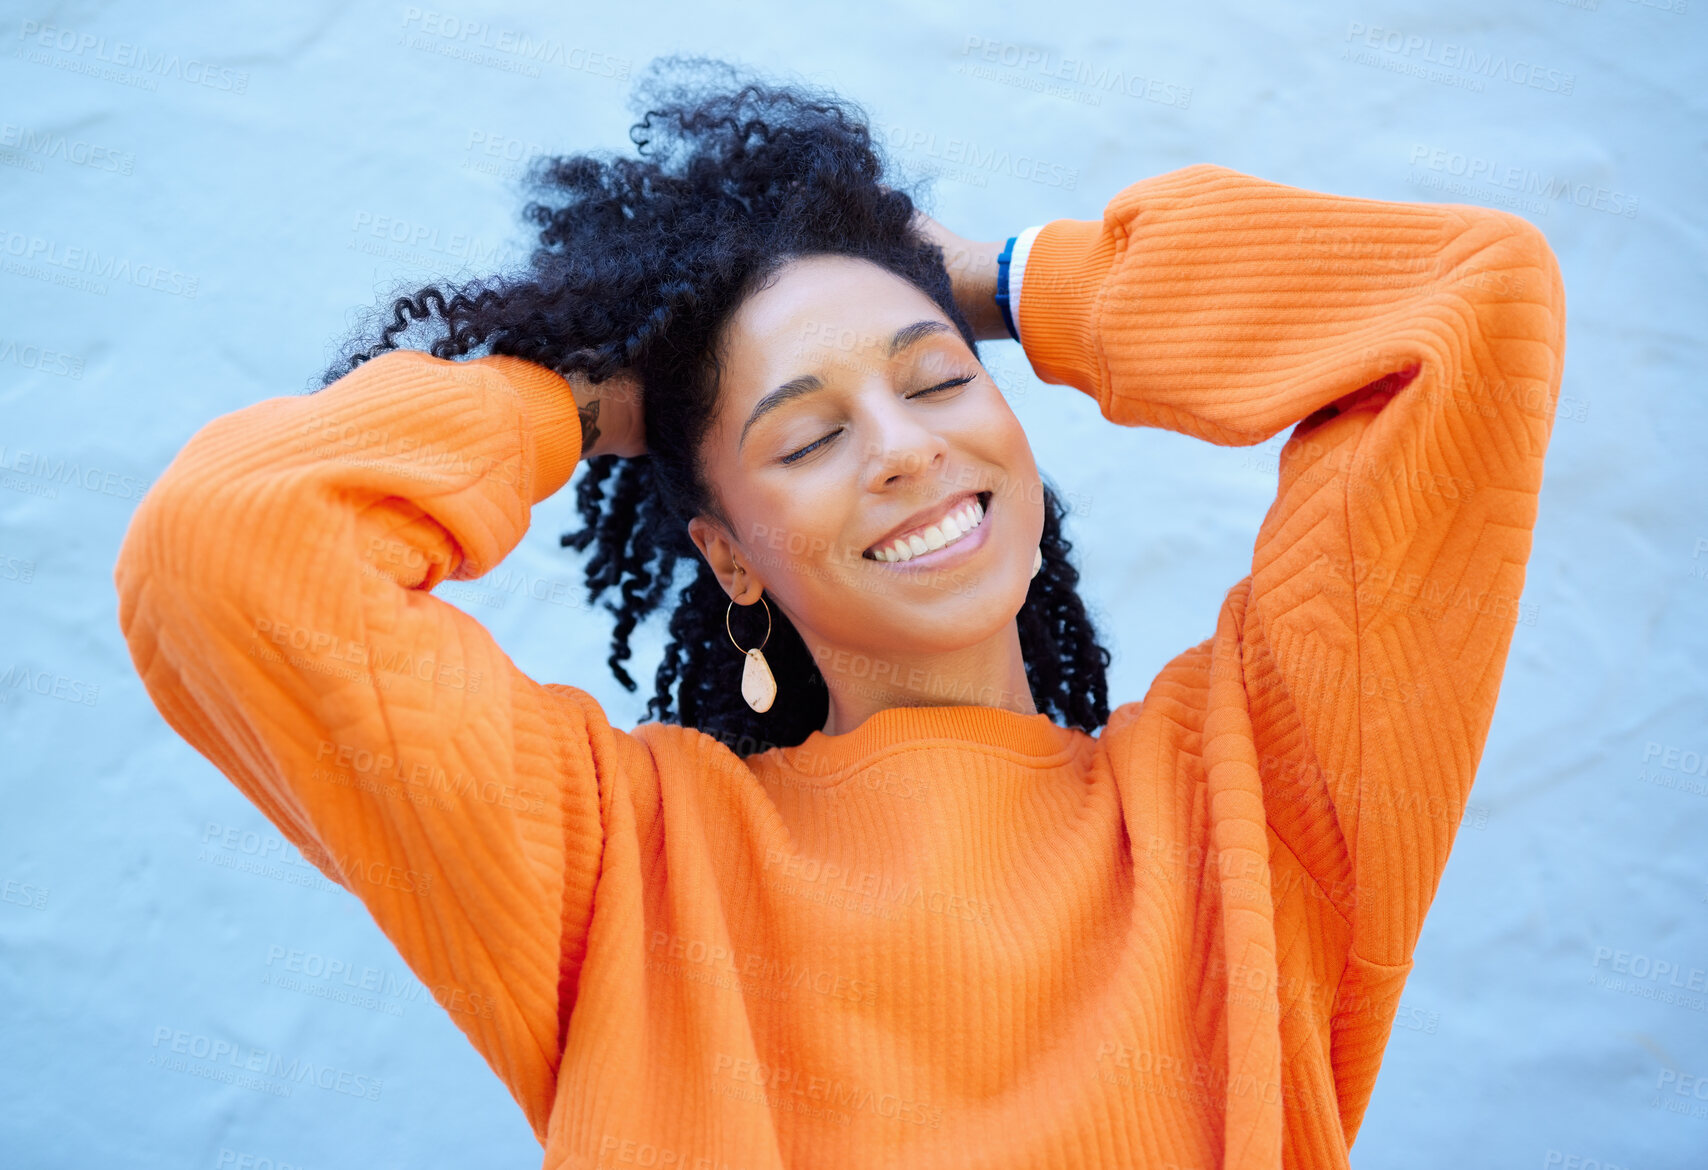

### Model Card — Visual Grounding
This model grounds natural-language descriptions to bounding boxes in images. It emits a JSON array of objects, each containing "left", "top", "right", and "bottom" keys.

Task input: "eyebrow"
[{"left": 737, "top": 319, "right": 953, "bottom": 452}]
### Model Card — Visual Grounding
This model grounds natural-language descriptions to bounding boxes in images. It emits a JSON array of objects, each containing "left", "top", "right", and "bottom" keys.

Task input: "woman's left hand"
[{"left": 908, "top": 205, "right": 1009, "bottom": 342}]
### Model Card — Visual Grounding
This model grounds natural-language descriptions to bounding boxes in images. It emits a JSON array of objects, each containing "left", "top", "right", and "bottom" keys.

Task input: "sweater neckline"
[{"left": 767, "top": 703, "right": 1084, "bottom": 779}]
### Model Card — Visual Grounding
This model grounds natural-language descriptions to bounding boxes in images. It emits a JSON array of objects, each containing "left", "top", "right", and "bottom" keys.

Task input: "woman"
[{"left": 114, "top": 58, "right": 1566, "bottom": 1169}]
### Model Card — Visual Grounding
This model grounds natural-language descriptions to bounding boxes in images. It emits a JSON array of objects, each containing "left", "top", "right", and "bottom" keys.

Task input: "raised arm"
[
  {"left": 1009, "top": 163, "right": 1567, "bottom": 972},
  {"left": 112, "top": 347, "right": 641, "bottom": 1142}
]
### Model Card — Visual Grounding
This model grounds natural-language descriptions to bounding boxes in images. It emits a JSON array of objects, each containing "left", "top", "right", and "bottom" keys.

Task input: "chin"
[{"left": 860, "top": 558, "right": 1031, "bottom": 645}]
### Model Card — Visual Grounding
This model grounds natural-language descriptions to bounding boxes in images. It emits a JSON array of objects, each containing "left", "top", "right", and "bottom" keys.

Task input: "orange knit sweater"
[{"left": 114, "top": 163, "right": 1566, "bottom": 1168}]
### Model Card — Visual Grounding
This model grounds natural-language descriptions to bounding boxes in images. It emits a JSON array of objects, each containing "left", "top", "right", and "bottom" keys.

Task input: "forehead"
[{"left": 718, "top": 255, "right": 953, "bottom": 397}]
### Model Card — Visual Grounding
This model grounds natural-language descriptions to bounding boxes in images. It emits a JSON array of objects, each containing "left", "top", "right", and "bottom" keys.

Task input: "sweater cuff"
[
  {"left": 1015, "top": 215, "right": 1117, "bottom": 395},
  {"left": 471, "top": 354, "right": 584, "bottom": 505}
]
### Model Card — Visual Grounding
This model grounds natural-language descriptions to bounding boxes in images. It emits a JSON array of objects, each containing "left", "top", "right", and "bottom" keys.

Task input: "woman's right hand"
[{"left": 568, "top": 367, "right": 647, "bottom": 459}]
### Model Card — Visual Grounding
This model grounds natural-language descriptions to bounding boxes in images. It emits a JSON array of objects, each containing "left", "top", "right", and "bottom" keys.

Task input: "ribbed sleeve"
[
  {"left": 1018, "top": 162, "right": 1567, "bottom": 1144},
  {"left": 111, "top": 348, "right": 625, "bottom": 1143}
]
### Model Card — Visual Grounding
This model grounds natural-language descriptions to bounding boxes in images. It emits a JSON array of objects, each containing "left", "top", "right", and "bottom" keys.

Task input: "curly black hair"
[{"left": 318, "top": 54, "right": 1112, "bottom": 755}]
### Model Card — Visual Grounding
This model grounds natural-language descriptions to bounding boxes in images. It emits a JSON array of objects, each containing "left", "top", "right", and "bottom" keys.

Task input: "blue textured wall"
[{"left": 2, "top": 2, "right": 1703, "bottom": 1167}]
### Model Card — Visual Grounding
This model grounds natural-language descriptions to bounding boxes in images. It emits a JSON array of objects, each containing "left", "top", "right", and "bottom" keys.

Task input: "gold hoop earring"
[{"left": 726, "top": 593, "right": 777, "bottom": 713}]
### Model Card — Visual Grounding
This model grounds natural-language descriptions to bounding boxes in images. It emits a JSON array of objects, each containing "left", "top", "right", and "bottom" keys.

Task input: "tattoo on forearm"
[{"left": 577, "top": 397, "right": 603, "bottom": 452}]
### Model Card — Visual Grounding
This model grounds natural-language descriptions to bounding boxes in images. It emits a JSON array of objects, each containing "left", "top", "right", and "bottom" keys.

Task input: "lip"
[{"left": 863, "top": 491, "right": 993, "bottom": 569}]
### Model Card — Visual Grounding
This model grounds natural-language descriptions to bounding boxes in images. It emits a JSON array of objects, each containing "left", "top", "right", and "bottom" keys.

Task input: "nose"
[{"left": 860, "top": 393, "right": 950, "bottom": 493}]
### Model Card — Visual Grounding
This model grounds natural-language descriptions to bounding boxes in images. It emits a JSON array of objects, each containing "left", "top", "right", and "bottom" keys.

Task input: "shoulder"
[{"left": 625, "top": 716, "right": 757, "bottom": 780}]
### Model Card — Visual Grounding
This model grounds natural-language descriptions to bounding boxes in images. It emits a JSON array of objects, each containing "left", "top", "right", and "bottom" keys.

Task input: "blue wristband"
[{"left": 993, "top": 234, "right": 1020, "bottom": 342}]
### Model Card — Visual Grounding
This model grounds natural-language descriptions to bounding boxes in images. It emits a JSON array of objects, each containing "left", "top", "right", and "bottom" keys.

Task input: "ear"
[{"left": 688, "top": 514, "right": 765, "bottom": 604}]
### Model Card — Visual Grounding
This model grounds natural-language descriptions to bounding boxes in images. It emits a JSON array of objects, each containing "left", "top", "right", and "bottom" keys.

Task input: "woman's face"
[{"left": 688, "top": 253, "right": 1045, "bottom": 671}]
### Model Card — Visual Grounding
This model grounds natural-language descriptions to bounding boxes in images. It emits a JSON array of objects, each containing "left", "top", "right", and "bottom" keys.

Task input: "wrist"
[
  {"left": 569, "top": 372, "right": 647, "bottom": 462},
  {"left": 996, "top": 226, "right": 1045, "bottom": 348},
  {"left": 950, "top": 238, "right": 1008, "bottom": 342},
  {"left": 992, "top": 234, "right": 1021, "bottom": 344}
]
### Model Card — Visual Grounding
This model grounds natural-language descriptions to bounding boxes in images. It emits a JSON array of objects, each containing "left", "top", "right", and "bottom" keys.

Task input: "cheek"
[
  {"left": 994, "top": 415, "right": 1037, "bottom": 470},
  {"left": 972, "top": 418, "right": 1041, "bottom": 517},
  {"left": 740, "top": 489, "right": 856, "bottom": 580},
  {"left": 954, "top": 388, "right": 1032, "bottom": 461}
]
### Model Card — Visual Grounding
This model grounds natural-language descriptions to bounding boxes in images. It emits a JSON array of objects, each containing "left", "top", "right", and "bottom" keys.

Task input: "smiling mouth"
[{"left": 863, "top": 492, "right": 992, "bottom": 563}]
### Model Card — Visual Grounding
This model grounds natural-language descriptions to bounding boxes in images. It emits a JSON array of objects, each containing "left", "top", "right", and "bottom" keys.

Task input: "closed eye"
[
  {"left": 907, "top": 373, "right": 977, "bottom": 400},
  {"left": 779, "top": 429, "right": 841, "bottom": 466},
  {"left": 779, "top": 374, "right": 979, "bottom": 466}
]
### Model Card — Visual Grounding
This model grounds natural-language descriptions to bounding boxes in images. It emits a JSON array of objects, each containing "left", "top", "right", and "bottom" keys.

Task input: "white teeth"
[{"left": 869, "top": 494, "right": 988, "bottom": 563}]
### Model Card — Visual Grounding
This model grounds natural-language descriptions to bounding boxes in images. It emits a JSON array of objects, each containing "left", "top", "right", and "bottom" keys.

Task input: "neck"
[{"left": 812, "top": 618, "right": 1038, "bottom": 738}]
